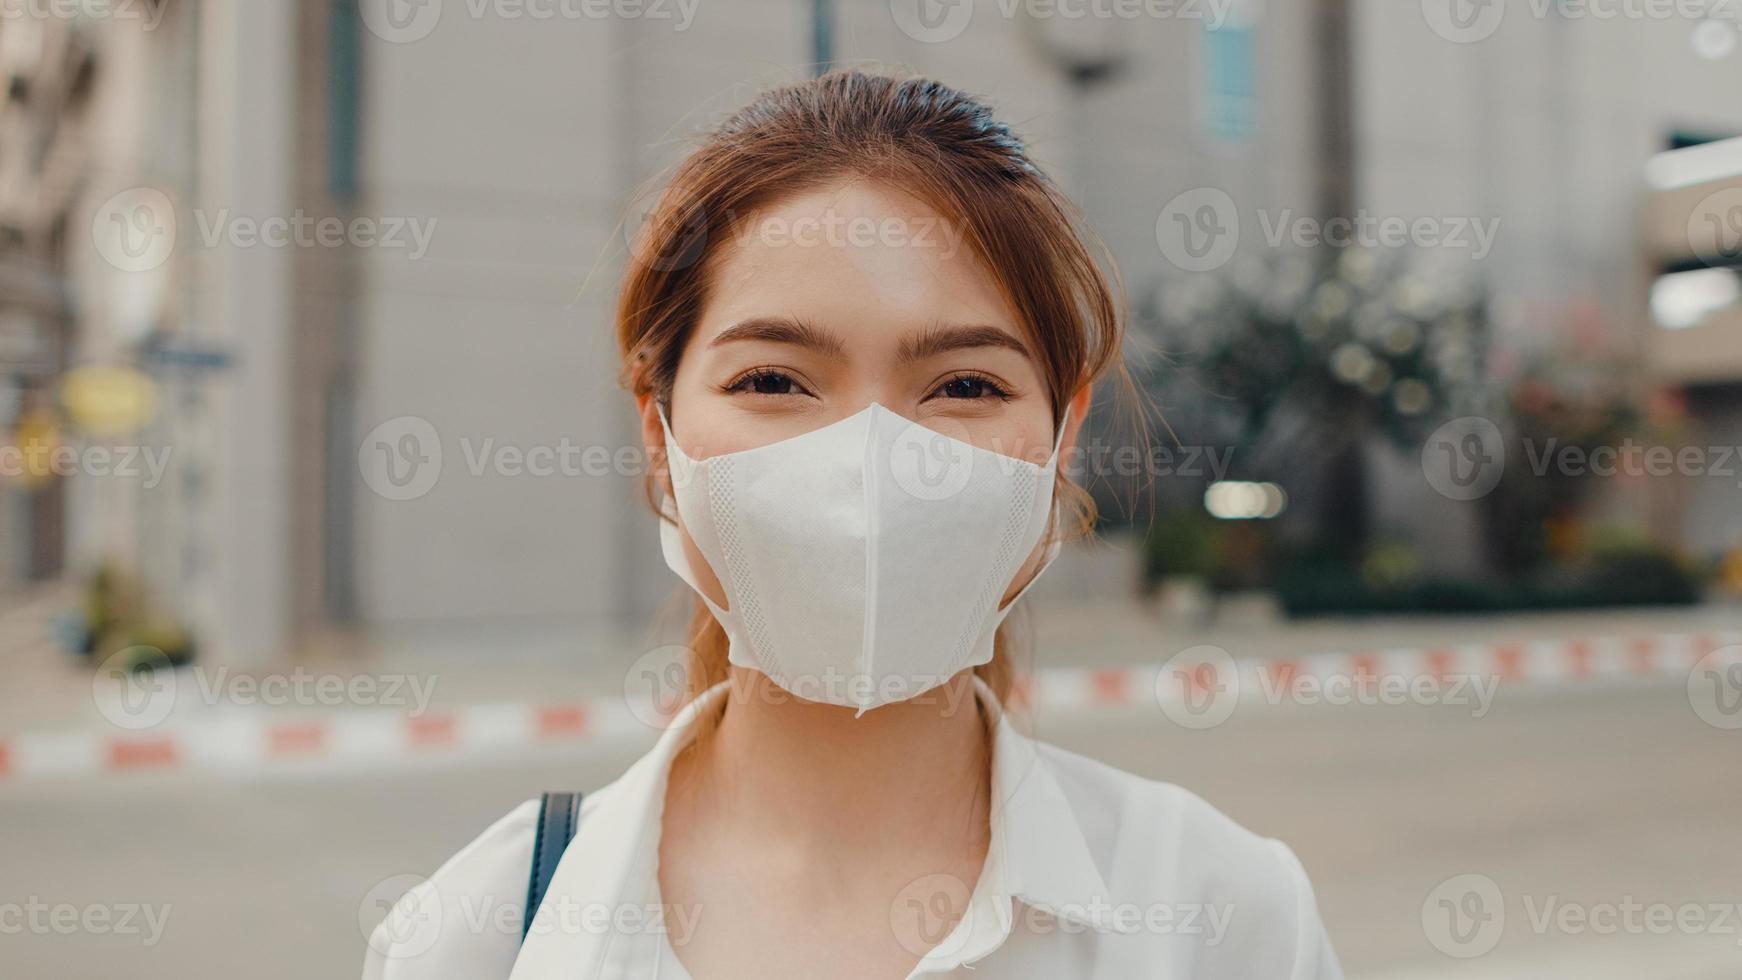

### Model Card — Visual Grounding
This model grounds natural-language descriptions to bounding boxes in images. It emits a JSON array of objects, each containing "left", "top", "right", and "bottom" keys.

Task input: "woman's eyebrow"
[
  {"left": 898, "top": 324, "right": 1032, "bottom": 362},
  {"left": 708, "top": 317, "right": 847, "bottom": 356}
]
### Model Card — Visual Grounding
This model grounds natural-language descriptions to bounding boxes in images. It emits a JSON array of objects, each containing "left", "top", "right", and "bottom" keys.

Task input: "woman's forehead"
[{"left": 696, "top": 182, "right": 1021, "bottom": 350}]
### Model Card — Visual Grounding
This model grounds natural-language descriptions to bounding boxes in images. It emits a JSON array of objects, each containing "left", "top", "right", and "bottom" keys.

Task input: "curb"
[{"left": 2, "top": 631, "right": 1737, "bottom": 783}]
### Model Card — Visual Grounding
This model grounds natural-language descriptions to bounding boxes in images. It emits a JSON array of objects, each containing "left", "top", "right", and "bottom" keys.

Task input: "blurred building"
[
  {"left": 11, "top": 0, "right": 1742, "bottom": 667},
  {"left": 0, "top": 1, "right": 290, "bottom": 667},
  {"left": 345, "top": 0, "right": 1335, "bottom": 660},
  {"left": 1641, "top": 135, "right": 1742, "bottom": 559},
  {"left": 0, "top": 15, "right": 87, "bottom": 587},
  {"left": 1354, "top": 3, "right": 1742, "bottom": 573}
]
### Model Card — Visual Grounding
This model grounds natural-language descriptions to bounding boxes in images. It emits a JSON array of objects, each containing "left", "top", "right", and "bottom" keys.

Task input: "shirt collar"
[
  {"left": 922, "top": 677, "right": 1126, "bottom": 972},
  {"left": 511, "top": 678, "right": 1123, "bottom": 980}
]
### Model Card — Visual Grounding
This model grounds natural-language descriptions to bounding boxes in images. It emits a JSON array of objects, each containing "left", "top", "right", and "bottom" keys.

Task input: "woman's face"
[{"left": 641, "top": 180, "right": 1089, "bottom": 609}]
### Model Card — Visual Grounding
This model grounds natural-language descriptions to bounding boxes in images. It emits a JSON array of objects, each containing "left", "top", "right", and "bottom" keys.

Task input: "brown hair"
[{"left": 615, "top": 70, "right": 1132, "bottom": 708}]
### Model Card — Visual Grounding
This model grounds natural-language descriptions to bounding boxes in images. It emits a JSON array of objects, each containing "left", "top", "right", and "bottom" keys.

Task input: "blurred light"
[
  {"left": 9, "top": 410, "right": 60, "bottom": 489},
  {"left": 1204, "top": 481, "right": 1286, "bottom": 520},
  {"left": 1382, "top": 320, "right": 1419, "bottom": 354},
  {"left": 1644, "top": 136, "right": 1742, "bottom": 190},
  {"left": 1650, "top": 268, "right": 1741, "bottom": 330},
  {"left": 1339, "top": 247, "right": 1377, "bottom": 284},
  {"left": 1360, "top": 361, "right": 1394, "bottom": 396},
  {"left": 1314, "top": 280, "right": 1353, "bottom": 319},
  {"left": 1691, "top": 19, "right": 1737, "bottom": 61},
  {"left": 1331, "top": 342, "right": 1374, "bottom": 383},
  {"left": 1393, "top": 378, "right": 1432, "bottom": 415},
  {"left": 60, "top": 365, "right": 159, "bottom": 438},
  {"left": 1393, "top": 276, "right": 1434, "bottom": 316}
]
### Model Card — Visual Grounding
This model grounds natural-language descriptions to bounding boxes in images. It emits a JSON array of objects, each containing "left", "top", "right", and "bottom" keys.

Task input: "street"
[{"left": 3, "top": 672, "right": 1738, "bottom": 979}]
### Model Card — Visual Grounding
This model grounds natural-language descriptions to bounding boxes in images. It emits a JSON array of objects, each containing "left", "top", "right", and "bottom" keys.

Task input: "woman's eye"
[
  {"left": 726, "top": 369, "right": 807, "bottom": 397},
  {"left": 933, "top": 374, "right": 1010, "bottom": 400}
]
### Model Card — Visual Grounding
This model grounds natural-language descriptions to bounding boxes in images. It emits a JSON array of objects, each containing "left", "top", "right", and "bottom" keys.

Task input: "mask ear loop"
[
  {"left": 992, "top": 405, "right": 1073, "bottom": 617},
  {"left": 1047, "top": 403, "right": 1072, "bottom": 467},
  {"left": 1039, "top": 402, "right": 1073, "bottom": 558},
  {"left": 654, "top": 400, "right": 696, "bottom": 499},
  {"left": 958, "top": 406, "right": 1073, "bottom": 715},
  {"left": 652, "top": 403, "right": 731, "bottom": 623}
]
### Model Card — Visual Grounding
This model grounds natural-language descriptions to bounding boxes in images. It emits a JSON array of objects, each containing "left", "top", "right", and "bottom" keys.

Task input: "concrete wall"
[
  {"left": 345, "top": 0, "right": 1334, "bottom": 648},
  {"left": 1354, "top": 2, "right": 1742, "bottom": 317},
  {"left": 353, "top": 10, "right": 640, "bottom": 640},
  {"left": 342, "top": 2, "right": 1742, "bottom": 644}
]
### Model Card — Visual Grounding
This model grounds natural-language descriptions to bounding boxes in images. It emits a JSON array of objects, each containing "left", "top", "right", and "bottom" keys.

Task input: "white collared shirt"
[{"left": 363, "top": 682, "right": 1342, "bottom": 979}]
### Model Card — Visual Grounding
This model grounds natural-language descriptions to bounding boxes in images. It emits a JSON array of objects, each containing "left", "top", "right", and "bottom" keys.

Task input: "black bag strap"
[{"left": 522, "top": 791, "right": 583, "bottom": 942}]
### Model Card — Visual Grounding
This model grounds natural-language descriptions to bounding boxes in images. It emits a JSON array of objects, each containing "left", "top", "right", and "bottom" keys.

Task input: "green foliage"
[
  {"left": 1135, "top": 247, "right": 1492, "bottom": 467},
  {"left": 1274, "top": 539, "right": 1701, "bottom": 616},
  {"left": 1141, "top": 509, "right": 1219, "bottom": 585},
  {"left": 62, "top": 562, "right": 197, "bottom": 665}
]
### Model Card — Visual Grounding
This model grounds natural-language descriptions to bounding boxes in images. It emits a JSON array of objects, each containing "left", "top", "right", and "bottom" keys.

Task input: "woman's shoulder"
[
  {"left": 1035, "top": 737, "right": 1298, "bottom": 861},
  {"left": 360, "top": 788, "right": 617, "bottom": 979},
  {"left": 1029, "top": 738, "right": 1338, "bottom": 969}
]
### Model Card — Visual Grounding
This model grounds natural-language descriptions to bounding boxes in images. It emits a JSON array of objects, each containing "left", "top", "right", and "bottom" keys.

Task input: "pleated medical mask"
[{"left": 657, "top": 402, "right": 1066, "bottom": 712}]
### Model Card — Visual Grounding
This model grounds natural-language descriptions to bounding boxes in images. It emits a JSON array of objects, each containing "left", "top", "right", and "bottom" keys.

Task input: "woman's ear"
[{"left": 637, "top": 393, "right": 673, "bottom": 504}]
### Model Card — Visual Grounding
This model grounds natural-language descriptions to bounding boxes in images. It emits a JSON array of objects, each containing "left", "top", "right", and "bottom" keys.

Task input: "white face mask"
[{"left": 657, "top": 402, "right": 1067, "bottom": 712}]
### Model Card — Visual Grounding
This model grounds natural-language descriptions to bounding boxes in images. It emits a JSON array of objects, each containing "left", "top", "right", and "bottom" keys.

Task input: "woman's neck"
[{"left": 670, "top": 668, "right": 993, "bottom": 862}]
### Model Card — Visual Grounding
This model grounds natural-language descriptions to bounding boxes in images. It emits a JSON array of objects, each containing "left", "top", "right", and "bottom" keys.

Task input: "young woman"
[{"left": 363, "top": 71, "right": 1341, "bottom": 980}]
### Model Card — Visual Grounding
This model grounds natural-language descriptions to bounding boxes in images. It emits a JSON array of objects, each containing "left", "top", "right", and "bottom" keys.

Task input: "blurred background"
[{"left": 2, "top": 0, "right": 1742, "bottom": 977}]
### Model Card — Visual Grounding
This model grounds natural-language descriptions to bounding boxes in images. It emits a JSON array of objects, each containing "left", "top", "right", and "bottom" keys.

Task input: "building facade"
[{"left": 19, "top": 0, "right": 1742, "bottom": 666}]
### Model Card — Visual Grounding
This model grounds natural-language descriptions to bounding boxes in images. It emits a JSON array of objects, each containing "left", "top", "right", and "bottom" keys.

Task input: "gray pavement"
[
  {"left": 2, "top": 678, "right": 1738, "bottom": 979},
  {"left": 4, "top": 586, "right": 1741, "bottom": 978}
]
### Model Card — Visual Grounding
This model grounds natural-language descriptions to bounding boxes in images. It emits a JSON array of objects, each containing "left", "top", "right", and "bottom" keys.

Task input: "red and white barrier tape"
[
  {"left": 2, "top": 631, "right": 1737, "bottom": 782},
  {"left": 1015, "top": 630, "right": 1742, "bottom": 712}
]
